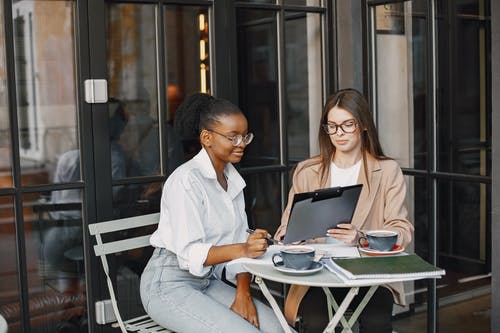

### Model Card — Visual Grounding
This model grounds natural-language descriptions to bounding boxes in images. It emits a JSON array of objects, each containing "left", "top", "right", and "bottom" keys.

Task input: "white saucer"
[
  {"left": 274, "top": 261, "right": 323, "bottom": 275},
  {"left": 358, "top": 244, "right": 405, "bottom": 256}
]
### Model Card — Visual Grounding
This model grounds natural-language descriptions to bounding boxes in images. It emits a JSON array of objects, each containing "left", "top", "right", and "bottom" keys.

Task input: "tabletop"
[{"left": 243, "top": 261, "right": 425, "bottom": 287}]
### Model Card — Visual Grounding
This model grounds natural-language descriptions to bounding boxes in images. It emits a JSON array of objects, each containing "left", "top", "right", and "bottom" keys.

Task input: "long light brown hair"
[{"left": 317, "top": 88, "right": 390, "bottom": 186}]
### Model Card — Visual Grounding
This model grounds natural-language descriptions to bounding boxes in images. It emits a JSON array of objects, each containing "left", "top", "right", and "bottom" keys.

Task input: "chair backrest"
[
  {"left": 88, "top": 212, "right": 160, "bottom": 333},
  {"left": 89, "top": 212, "right": 160, "bottom": 256}
]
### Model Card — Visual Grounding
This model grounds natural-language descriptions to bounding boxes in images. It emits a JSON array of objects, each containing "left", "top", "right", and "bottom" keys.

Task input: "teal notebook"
[{"left": 328, "top": 254, "right": 445, "bottom": 280}]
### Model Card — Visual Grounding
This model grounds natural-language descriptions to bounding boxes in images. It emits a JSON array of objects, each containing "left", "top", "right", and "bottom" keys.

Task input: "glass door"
[
  {"left": 0, "top": 1, "right": 93, "bottom": 332},
  {"left": 86, "top": 1, "right": 213, "bottom": 330},
  {"left": 367, "top": 0, "right": 491, "bottom": 332}
]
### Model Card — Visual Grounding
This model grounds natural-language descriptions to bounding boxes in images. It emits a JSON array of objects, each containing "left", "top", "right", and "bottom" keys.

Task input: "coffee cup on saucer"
[
  {"left": 272, "top": 245, "right": 315, "bottom": 270},
  {"left": 358, "top": 230, "right": 398, "bottom": 252}
]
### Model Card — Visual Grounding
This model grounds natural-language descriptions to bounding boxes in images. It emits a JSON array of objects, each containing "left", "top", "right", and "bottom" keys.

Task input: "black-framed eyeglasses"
[
  {"left": 322, "top": 119, "right": 358, "bottom": 135},
  {"left": 207, "top": 129, "right": 254, "bottom": 146}
]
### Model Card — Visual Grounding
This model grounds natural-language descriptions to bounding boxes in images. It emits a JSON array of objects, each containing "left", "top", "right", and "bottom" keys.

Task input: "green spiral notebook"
[{"left": 327, "top": 254, "right": 445, "bottom": 280}]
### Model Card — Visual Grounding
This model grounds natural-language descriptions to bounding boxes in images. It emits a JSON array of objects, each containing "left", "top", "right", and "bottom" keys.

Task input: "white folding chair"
[
  {"left": 88, "top": 213, "right": 171, "bottom": 332},
  {"left": 0, "top": 313, "right": 7, "bottom": 333}
]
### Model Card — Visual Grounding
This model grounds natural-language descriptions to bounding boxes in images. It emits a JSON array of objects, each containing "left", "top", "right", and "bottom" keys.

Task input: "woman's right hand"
[{"left": 243, "top": 229, "right": 269, "bottom": 258}]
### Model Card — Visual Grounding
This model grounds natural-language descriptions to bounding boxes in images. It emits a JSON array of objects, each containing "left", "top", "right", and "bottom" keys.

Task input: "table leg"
[
  {"left": 322, "top": 285, "right": 379, "bottom": 333},
  {"left": 322, "top": 287, "right": 359, "bottom": 333},
  {"left": 344, "top": 285, "right": 378, "bottom": 331},
  {"left": 254, "top": 276, "right": 293, "bottom": 333},
  {"left": 322, "top": 287, "right": 352, "bottom": 329}
]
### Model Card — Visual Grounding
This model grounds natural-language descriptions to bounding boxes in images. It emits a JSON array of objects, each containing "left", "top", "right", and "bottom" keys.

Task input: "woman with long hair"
[{"left": 275, "top": 88, "right": 414, "bottom": 332}]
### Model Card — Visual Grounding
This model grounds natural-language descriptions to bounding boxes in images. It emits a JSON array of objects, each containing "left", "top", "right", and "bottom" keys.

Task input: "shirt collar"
[{"left": 193, "top": 148, "right": 246, "bottom": 198}]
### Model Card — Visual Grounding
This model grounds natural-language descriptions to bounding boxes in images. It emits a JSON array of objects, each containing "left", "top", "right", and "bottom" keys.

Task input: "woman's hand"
[
  {"left": 243, "top": 229, "right": 270, "bottom": 258},
  {"left": 231, "top": 273, "right": 259, "bottom": 328},
  {"left": 326, "top": 223, "right": 358, "bottom": 245}
]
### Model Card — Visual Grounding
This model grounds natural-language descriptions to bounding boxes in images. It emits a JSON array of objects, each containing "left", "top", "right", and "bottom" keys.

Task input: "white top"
[
  {"left": 150, "top": 148, "right": 248, "bottom": 280},
  {"left": 330, "top": 160, "right": 362, "bottom": 187}
]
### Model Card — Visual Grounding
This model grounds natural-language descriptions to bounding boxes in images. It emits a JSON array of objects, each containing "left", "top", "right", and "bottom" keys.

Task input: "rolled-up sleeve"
[{"left": 187, "top": 243, "right": 213, "bottom": 276}]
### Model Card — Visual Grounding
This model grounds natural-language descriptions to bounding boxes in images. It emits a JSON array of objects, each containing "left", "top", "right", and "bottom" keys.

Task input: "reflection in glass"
[
  {"left": 0, "top": 1, "right": 12, "bottom": 188},
  {"left": 436, "top": 179, "right": 491, "bottom": 328},
  {"left": 107, "top": 4, "right": 163, "bottom": 178},
  {"left": 436, "top": 1, "right": 491, "bottom": 176},
  {"left": 23, "top": 192, "right": 86, "bottom": 333},
  {"left": 285, "top": 11, "right": 322, "bottom": 162},
  {"left": 165, "top": 6, "right": 210, "bottom": 100},
  {"left": 236, "top": 9, "right": 280, "bottom": 167},
  {"left": 165, "top": 5, "right": 210, "bottom": 164},
  {"left": 12, "top": 0, "right": 79, "bottom": 186},
  {"left": 243, "top": 172, "right": 282, "bottom": 234},
  {"left": 112, "top": 182, "right": 163, "bottom": 219},
  {"left": 284, "top": 0, "right": 321, "bottom": 6},
  {"left": 109, "top": 182, "right": 161, "bottom": 320},
  {"left": 438, "top": 180, "right": 489, "bottom": 266},
  {"left": 374, "top": 1, "right": 427, "bottom": 169},
  {"left": 0, "top": 197, "right": 21, "bottom": 331},
  {"left": 51, "top": 150, "right": 82, "bottom": 219},
  {"left": 237, "top": 0, "right": 276, "bottom": 4}
]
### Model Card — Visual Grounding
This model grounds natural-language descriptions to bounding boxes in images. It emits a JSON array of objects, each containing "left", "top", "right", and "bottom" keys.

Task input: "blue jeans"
[{"left": 140, "top": 248, "right": 286, "bottom": 333}]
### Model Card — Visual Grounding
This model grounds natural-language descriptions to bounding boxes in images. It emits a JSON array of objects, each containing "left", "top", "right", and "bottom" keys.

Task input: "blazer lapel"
[
  {"left": 304, "top": 161, "right": 327, "bottom": 190},
  {"left": 352, "top": 155, "right": 382, "bottom": 226}
]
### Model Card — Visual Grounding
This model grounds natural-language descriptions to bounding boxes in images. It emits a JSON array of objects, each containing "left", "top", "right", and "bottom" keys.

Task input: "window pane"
[
  {"left": 12, "top": 0, "right": 79, "bottom": 186},
  {"left": 284, "top": 0, "right": 321, "bottom": 6},
  {"left": 237, "top": 0, "right": 276, "bottom": 4},
  {"left": 244, "top": 172, "right": 282, "bottom": 237},
  {"left": 110, "top": 183, "right": 161, "bottom": 320},
  {"left": 373, "top": 1, "right": 428, "bottom": 169},
  {"left": 236, "top": 9, "right": 280, "bottom": 167},
  {"left": 165, "top": 5, "right": 211, "bottom": 164},
  {"left": 0, "top": 196, "right": 21, "bottom": 331},
  {"left": 436, "top": 179, "right": 490, "bottom": 329},
  {"left": 456, "top": 0, "right": 481, "bottom": 15},
  {"left": 285, "top": 11, "right": 322, "bottom": 162},
  {"left": 23, "top": 191, "right": 87, "bottom": 332},
  {"left": 107, "top": 4, "right": 161, "bottom": 178},
  {"left": 438, "top": 180, "right": 489, "bottom": 266},
  {"left": 0, "top": 1, "right": 12, "bottom": 188},
  {"left": 436, "top": 1, "right": 490, "bottom": 176},
  {"left": 112, "top": 181, "right": 163, "bottom": 219}
]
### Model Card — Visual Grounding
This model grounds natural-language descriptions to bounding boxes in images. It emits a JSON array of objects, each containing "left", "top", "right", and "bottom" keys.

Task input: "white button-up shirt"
[{"left": 150, "top": 148, "right": 248, "bottom": 280}]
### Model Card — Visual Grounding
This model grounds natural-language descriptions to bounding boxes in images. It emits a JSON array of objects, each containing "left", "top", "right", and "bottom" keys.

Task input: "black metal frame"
[
  {"left": 0, "top": 0, "right": 330, "bottom": 332},
  {"left": 490, "top": 1, "right": 499, "bottom": 331},
  {"left": 364, "top": 1, "right": 493, "bottom": 333}
]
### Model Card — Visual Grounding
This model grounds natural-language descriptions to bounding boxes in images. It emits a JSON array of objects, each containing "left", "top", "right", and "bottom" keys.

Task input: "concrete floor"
[{"left": 393, "top": 294, "right": 491, "bottom": 333}]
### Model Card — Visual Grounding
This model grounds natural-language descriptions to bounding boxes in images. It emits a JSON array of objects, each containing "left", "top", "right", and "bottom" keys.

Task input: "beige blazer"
[{"left": 275, "top": 154, "right": 414, "bottom": 324}]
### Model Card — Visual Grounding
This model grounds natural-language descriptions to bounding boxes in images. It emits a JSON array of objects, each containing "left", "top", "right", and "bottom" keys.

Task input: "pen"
[{"left": 246, "top": 228, "right": 279, "bottom": 245}]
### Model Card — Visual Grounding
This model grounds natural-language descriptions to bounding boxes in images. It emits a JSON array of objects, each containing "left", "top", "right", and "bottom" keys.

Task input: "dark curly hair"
[{"left": 173, "top": 93, "right": 243, "bottom": 138}]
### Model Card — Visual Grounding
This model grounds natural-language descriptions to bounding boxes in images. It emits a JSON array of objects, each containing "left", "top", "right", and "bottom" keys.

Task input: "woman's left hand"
[
  {"left": 326, "top": 223, "right": 358, "bottom": 245},
  {"left": 231, "top": 291, "right": 259, "bottom": 328}
]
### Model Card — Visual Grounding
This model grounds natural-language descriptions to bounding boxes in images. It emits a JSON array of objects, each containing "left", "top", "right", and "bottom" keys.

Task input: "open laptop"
[{"left": 283, "top": 184, "right": 363, "bottom": 244}]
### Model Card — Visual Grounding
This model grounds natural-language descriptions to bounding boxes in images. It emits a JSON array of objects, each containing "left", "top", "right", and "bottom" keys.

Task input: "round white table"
[{"left": 243, "top": 262, "right": 420, "bottom": 333}]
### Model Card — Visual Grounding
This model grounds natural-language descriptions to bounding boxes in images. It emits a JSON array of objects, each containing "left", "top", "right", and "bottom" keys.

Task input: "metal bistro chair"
[{"left": 88, "top": 212, "right": 171, "bottom": 332}]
